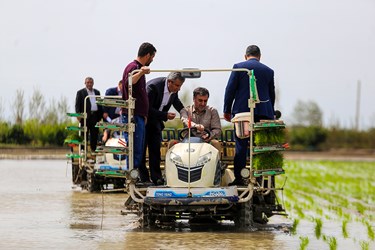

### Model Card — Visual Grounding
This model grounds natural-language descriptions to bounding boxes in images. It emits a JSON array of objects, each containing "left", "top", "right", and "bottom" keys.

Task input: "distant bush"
[
  {"left": 287, "top": 125, "right": 328, "bottom": 150},
  {"left": 7, "top": 124, "right": 31, "bottom": 144},
  {"left": 0, "top": 122, "right": 10, "bottom": 143}
]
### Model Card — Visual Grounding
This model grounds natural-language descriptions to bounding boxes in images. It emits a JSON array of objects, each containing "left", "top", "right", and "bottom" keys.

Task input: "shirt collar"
[
  {"left": 192, "top": 105, "right": 206, "bottom": 114},
  {"left": 164, "top": 79, "right": 170, "bottom": 94}
]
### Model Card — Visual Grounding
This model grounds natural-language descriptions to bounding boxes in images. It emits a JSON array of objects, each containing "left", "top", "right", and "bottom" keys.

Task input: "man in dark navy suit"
[
  {"left": 223, "top": 45, "right": 275, "bottom": 186},
  {"left": 101, "top": 80, "right": 123, "bottom": 143},
  {"left": 103, "top": 80, "right": 123, "bottom": 123},
  {"left": 141, "top": 72, "right": 185, "bottom": 185},
  {"left": 75, "top": 77, "right": 103, "bottom": 152}
]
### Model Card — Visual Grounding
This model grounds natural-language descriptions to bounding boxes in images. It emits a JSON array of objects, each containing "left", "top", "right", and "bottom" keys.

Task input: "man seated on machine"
[{"left": 170, "top": 87, "right": 222, "bottom": 153}]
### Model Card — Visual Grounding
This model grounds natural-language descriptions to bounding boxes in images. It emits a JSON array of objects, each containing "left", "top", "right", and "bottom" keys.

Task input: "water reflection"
[{"left": 0, "top": 160, "right": 295, "bottom": 249}]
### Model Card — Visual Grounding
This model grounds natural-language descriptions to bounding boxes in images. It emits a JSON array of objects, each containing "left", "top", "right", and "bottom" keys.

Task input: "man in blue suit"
[
  {"left": 141, "top": 72, "right": 185, "bottom": 185},
  {"left": 223, "top": 45, "right": 275, "bottom": 186}
]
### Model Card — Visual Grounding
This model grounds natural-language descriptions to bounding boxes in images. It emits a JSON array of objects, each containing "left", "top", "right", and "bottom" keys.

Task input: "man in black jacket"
[
  {"left": 75, "top": 77, "right": 103, "bottom": 152},
  {"left": 141, "top": 72, "right": 185, "bottom": 185}
]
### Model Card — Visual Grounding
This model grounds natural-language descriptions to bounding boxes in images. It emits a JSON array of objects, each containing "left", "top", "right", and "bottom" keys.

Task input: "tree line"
[{"left": 0, "top": 89, "right": 374, "bottom": 150}]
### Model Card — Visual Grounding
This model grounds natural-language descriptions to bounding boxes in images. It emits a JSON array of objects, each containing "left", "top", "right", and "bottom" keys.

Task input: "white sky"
[{"left": 1, "top": 0, "right": 374, "bottom": 129}]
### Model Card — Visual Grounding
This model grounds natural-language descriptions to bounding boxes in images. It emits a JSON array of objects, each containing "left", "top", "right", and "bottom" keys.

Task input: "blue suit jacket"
[
  {"left": 103, "top": 87, "right": 121, "bottom": 120},
  {"left": 146, "top": 77, "right": 184, "bottom": 130},
  {"left": 223, "top": 58, "right": 275, "bottom": 119}
]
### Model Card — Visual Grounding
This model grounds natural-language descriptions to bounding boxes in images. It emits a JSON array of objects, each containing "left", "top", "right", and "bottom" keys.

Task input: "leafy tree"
[
  {"left": 12, "top": 89, "right": 25, "bottom": 125},
  {"left": 291, "top": 100, "right": 323, "bottom": 127},
  {"left": 0, "top": 122, "right": 10, "bottom": 143},
  {"left": 43, "top": 99, "right": 58, "bottom": 125},
  {"left": 57, "top": 96, "right": 70, "bottom": 124},
  {"left": 0, "top": 97, "right": 4, "bottom": 121},
  {"left": 29, "top": 87, "right": 46, "bottom": 122}
]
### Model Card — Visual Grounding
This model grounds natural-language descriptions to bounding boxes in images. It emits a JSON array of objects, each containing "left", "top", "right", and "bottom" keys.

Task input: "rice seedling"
[
  {"left": 280, "top": 160, "right": 375, "bottom": 248},
  {"left": 354, "top": 202, "right": 366, "bottom": 215},
  {"left": 298, "top": 236, "right": 309, "bottom": 250},
  {"left": 294, "top": 204, "right": 305, "bottom": 219},
  {"left": 365, "top": 221, "right": 374, "bottom": 241},
  {"left": 342, "top": 220, "right": 349, "bottom": 238},
  {"left": 360, "top": 240, "right": 370, "bottom": 250},
  {"left": 314, "top": 218, "right": 323, "bottom": 239},
  {"left": 322, "top": 235, "right": 337, "bottom": 250},
  {"left": 291, "top": 218, "right": 299, "bottom": 235}
]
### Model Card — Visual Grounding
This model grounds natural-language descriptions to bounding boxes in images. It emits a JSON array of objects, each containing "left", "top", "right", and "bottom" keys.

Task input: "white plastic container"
[{"left": 231, "top": 112, "right": 251, "bottom": 139}]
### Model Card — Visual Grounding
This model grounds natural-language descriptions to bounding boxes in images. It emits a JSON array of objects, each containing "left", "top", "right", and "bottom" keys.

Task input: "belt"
[{"left": 91, "top": 111, "right": 98, "bottom": 114}]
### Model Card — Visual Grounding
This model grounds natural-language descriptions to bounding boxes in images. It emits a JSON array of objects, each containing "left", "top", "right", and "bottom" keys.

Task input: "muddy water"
[{"left": 0, "top": 160, "right": 365, "bottom": 249}]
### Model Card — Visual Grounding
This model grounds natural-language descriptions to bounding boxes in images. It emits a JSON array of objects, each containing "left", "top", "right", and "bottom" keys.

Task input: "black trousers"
[
  {"left": 140, "top": 123, "right": 163, "bottom": 184},
  {"left": 80, "top": 112, "right": 100, "bottom": 151}
]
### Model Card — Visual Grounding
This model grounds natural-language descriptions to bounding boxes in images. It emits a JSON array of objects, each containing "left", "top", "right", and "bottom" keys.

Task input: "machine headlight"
[
  {"left": 170, "top": 152, "right": 183, "bottom": 166},
  {"left": 129, "top": 169, "right": 139, "bottom": 180},
  {"left": 240, "top": 168, "right": 250, "bottom": 178},
  {"left": 196, "top": 152, "right": 212, "bottom": 166}
]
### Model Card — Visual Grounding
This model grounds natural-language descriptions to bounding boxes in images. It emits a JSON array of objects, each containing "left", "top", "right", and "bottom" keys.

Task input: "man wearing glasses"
[{"left": 140, "top": 72, "right": 185, "bottom": 185}]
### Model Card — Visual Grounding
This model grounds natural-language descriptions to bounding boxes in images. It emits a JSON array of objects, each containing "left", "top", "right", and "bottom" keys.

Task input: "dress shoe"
[
  {"left": 155, "top": 178, "right": 165, "bottom": 186},
  {"left": 228, "top": 179, "right": 246, "bottom": 186},
  {"left": 136, "top": 181, "right": 154, "bottom": 187}
]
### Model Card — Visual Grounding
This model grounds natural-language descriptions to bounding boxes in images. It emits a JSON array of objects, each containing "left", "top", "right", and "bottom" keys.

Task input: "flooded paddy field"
[{"left": 0, "top": 159, "right": 373, "bottom": 249}]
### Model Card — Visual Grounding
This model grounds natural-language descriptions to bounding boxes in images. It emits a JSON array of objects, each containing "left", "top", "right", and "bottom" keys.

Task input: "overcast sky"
[{"left": 1, "top": 0, "right": 374, "bottom": 129}]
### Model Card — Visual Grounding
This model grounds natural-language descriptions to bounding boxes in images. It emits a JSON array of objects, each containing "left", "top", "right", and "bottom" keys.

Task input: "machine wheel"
[
  {"left": 139, "top": 203, "right": 155, "bottom": 228},
  {"left": 71, "top": 163, "right": 81, "bottom": 185},
  {"left": 234, "top": 199, "right": 254, "bottom": 228},
  {"left": 87, "top": 171, "right": 101, "bottom": 192}
]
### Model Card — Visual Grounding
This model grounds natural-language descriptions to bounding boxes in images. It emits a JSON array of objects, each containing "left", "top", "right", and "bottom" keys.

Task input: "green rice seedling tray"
[
  {"left": 66, "top": 126, "right": 85, "bottom": 132},
  {"left": 64, "top": 139, "right": 83, "bottom": 145},
  {"left": 96, "top": 97, "right": 128, "bottom": 108},
  {"left": 253, "top": 145, "right": 286, "bottom": 153},
  {"left": 254, "top": 120, "right": 285, "bottom": 130},
  {"left": 95, "top": 171, "right": 127, "bottom": 177},
  {"left": 66, "top": 153, "right": 83, "bottom": 159},
  {"left": 254, "top": 129, "right": 285, "bottom": 146},
  {"left": 252, "top": 151, "right": 284, "bottom": 170},
  {"left": 253, "top": 168, "right": 285, "bottom": 177},
  {"left": 66, "top": 112, "right": 84, "bottom": 118},
  {"left": 95, "top": 122, "right": 129, "bottom": 131},
  {"left": 95, "top": 146, "right": 128, "bottom": 154}
]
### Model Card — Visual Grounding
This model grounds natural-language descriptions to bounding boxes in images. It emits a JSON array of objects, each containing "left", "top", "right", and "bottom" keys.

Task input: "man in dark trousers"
[
  {"left": 141, "top": 72, "right": 185, "bottom": 185},
  {"left": 121, "top": 42, "right": 156, "bottom": 181},
  {"left": 75, "top": 76, "right": 103, "bottom": 152},
  {"left": 223, "top": 45, "right": 276, "bottom": 186}
]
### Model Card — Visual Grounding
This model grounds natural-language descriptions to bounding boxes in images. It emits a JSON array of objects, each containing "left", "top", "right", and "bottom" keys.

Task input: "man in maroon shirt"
[{"left": 122, "top": 42, "right": 156, "bottom": 183}]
